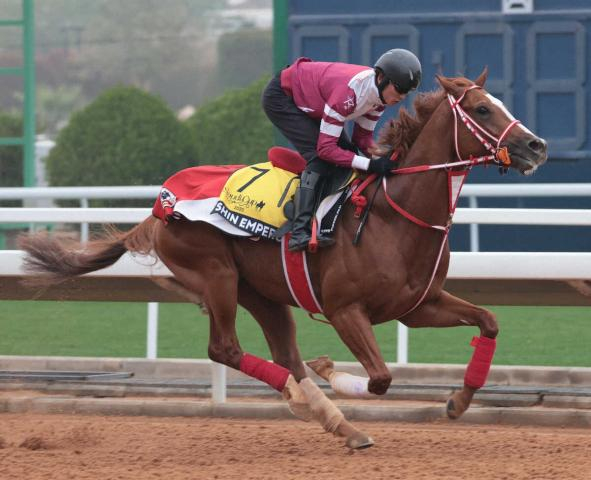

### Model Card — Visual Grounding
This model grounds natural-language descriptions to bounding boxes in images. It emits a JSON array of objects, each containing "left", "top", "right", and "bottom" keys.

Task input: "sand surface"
[{"left": 0, "top": 413, "right": 589, "bottom": 480}]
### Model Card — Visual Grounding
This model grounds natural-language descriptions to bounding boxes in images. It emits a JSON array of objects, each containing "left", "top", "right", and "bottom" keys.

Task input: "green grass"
[{"left": 0, "top": 301, "right": 589, "bottom": 366}]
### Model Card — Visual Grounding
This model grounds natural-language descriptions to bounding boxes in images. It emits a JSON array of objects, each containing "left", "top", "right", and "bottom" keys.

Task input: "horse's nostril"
[{"left": 528, "top": 139, "right": 545, "bottom": 152}]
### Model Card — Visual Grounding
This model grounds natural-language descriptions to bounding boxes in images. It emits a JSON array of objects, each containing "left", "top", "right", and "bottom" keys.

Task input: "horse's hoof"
[
  {"left": 446, "top": 398, "right": 460, "bottom": 420},
  {"left": 282, "top": 375, "right": 313, "bottom": 422},
  {"left": 306, "top": 355, "right": 334, "bottom": 381},
  {"left": 446, "top": 392, "right": 469, "bottom": 420},
  {"left": 346, "top": 434, "right": 375, "bottom": 450},
  {"left": 287, "top": 400, "right": 313, "bottom": 422}
]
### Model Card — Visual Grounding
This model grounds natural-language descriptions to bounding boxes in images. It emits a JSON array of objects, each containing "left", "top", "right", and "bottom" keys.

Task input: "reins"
[
  {"left": 350, "top": 84, "right": 522, "bottom": 317},
  {"left": 352, "top": 85, "right": 522, "bottom": 230}
]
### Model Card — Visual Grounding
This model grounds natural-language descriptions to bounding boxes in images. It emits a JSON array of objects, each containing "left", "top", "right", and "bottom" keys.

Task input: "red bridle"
[
  {"left": 448, "top": 84, "right": 521, "bottom": 167},
  {"left": 350, "top": 85, "right": 523, "bottom": 317},
  {"left": 351, "top": 84, "right": 524, "bottom": 230}
]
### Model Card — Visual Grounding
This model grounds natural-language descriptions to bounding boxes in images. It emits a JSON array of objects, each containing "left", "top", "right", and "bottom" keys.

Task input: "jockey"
[{"left": 262, "top": 48, "right": 422, "bottom": 251}]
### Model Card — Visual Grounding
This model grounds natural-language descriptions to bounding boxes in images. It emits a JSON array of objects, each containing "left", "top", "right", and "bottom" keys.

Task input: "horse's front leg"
[
  {"left": 238, "top": 283, "right": 373, "bottom": 449},
  {"left": 400, "top": 290, "right": 498, "bottom": 419},
  {"left": 323, "top": 303, "right": 392, "bottom": 395}
]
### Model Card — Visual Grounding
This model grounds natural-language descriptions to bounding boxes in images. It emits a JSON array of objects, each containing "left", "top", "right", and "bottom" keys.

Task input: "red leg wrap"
[
  {"left": 464, "top": 336, "right": 496, "bottom": 389},
  {"left": 239, "top": 353, "right": 290, "bottom": 392}
]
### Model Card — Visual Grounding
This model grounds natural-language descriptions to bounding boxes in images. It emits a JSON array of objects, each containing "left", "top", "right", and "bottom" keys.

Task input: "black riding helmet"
[{"left": 374, "top": 49, "right": 422, "bottom": 103}]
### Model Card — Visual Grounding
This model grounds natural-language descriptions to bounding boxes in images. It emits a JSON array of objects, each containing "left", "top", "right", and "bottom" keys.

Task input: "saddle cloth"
[
  {"left": 212, "top": 161, "right": 300, "bottom": 238},
  {"left": 151, "top": 147, "right": 356, "bottom": 313},
  {"left": 152, "top": 147, "right": 357, "bottom": 240}
]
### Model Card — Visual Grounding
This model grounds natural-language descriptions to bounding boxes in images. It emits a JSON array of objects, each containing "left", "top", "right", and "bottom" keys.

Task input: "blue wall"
[{"left": 286, "top": 0, "right": 591, "bottom": 251}]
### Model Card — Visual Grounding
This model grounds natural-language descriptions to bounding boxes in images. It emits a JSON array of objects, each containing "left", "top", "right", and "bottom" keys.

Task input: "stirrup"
[
  {"left": 316, "top": 236, "right": 335, "bottom": 247},
  {"left": 308, "top": 218, "right": 334, "bottom": 253},
  {"left": 288, "top": 234, "right": 311, "bottom": 252}
]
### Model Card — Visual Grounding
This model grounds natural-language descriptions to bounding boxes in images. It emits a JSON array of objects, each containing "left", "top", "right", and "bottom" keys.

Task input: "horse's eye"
[{"left": 476, "top": 106, "right": 490, "bottom": 115}]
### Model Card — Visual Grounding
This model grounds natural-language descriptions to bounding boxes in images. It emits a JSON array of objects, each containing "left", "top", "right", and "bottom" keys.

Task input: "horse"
[{"left": 19, "top": 70, "right": 547, "bottom": 449}]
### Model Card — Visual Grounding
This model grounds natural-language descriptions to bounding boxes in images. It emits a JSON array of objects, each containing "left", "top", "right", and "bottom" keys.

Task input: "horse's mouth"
[
  {"left": 510, "top": 153, "right": 545, "bottom": 176},
  {"left": 522, "top": 163, "right": 538, "bottom": 176}
]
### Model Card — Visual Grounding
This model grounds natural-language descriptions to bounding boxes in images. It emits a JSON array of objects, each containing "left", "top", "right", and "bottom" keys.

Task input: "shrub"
[
  {"left": 187, "top": 75, "right": 274, "bottom": 166},
  {"left": 46, "top": 85, "right": 197, "bottom": 187},
  {"left": 0, "top": 111, "right": 23, "bottom": 187}
]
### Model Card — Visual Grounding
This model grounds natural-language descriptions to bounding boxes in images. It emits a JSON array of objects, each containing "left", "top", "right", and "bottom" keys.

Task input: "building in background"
[{"left": 278, "top": 0, "right": 591, "bottom": 251}]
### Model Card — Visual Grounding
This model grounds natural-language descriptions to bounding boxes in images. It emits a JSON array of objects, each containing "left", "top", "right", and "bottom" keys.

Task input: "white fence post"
[
  {"left": 146, "top": 302, "right": 159, "bottom": 359},
  {"left": 397, "top": 323, "right": 409, "bottom": 364},
  {"left": 469, "top": 196, "right": 479, "bottom": 252},
  {"left": 80, "top": 198, "right": 89, "bottom": 243},
  {"left": 211, "top": 362, "right": 227, "bottom": 403}
]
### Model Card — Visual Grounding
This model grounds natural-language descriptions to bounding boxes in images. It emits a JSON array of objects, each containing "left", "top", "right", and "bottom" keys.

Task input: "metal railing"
[
  {"left": 1, "top": 183, "right": 590, "bottom": 368},
  {"left": 2, "top": 183, "right": 591, "bottom": 245}
]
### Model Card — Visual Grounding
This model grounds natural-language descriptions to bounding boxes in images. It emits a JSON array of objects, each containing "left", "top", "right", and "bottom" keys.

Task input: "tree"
[
  {"left": 64, "top": 0, "right": 223, "bottom": 106},
  {"left": 215, "top": 28, "right": 272, "bottom": 93},
  {"left": 0, "top": 111, "right": 23, "bottom": 188},
  {"left": 187, "top": 75, "right": 274, "bottom": 166},
  {"left": 46, "top": 85, "right": 197, "bottom": 187}
]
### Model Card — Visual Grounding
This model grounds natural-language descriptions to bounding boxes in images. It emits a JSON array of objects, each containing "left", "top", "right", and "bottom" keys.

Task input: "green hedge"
[
  {"left": 0, "top": 111, "right": 23, "bottom": 187},
  {"left": 188, "top": 75, "right": 274, "bottom": 166},
  {"left": 46, "top": 85, "right": 197, "bottom": 187}
]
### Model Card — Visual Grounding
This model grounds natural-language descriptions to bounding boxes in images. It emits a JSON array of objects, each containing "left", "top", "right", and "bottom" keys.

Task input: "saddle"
[{"left": 215, "top": 147, "right": 357, "bottom": 239}]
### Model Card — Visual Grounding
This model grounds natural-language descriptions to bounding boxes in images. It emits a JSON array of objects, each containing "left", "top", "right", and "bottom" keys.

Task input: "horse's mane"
[{"left": 373, "top": 89, "right": 446, "bottom": 160}]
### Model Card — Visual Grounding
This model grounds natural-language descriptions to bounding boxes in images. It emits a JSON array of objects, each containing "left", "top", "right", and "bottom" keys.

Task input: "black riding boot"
[{"left": 288, "top": 170, "right": 335, "bottom": 252}]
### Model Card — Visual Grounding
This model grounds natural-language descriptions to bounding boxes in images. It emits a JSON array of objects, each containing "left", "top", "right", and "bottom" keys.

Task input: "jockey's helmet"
[{"left": 374, "top": 49, "right": 422, "bottom": 99}]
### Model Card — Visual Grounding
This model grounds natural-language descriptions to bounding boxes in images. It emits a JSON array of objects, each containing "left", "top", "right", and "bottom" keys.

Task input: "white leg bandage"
[
  {"left": 298, "top": 377, "right": 344, "bottom": 433},
  {"left": 329, "top": 372, "right": 375, "bottom": 398}
]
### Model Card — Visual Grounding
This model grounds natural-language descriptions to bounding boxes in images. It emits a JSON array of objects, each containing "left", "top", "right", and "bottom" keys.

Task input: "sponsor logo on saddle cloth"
[{"left": 212, "top": 162, "right": 299, "bottom": 239}]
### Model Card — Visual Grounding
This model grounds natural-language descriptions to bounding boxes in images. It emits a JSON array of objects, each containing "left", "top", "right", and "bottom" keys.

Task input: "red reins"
[
  {"left": 351, "top": 85, "right": 522, "bottom": 317},
  {"left": 352, "top": 85, "right": 522, "bottom": 232}
]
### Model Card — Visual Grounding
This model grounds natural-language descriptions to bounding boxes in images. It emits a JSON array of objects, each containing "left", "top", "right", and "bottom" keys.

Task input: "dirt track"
[{"left": 0, "top": 414, "right": 589, "bottom": 479}]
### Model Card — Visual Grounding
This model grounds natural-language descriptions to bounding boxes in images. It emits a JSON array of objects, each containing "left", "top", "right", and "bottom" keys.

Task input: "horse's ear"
[
  {"left": 436, "top": 75, "right": 463, "bottom": 98},
  {"left": 474, "top": 67, "right": 488, "bottom": 87}
]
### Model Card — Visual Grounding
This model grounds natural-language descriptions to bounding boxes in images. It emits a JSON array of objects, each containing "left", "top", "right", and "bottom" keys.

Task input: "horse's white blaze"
[{"left": 486, "top": 93, "right": 536, "bottom": 136}]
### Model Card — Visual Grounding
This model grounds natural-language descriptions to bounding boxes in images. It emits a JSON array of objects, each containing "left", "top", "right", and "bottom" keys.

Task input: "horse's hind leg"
[
  {"left": 157, "top": 224, "right": 372, "bottom": 448},
  {"left": 238, "top": 281, "right": 311, "bottom": 421},
  {"left": 238, "top": 282, "right": 374, "bottom": 449},
  {"left": 399, "top": 290, "right": 498, "bottom": 419},
  {"left": 155, "top": 223, "right": 292, "bottom": 390},
  {"left": 238, "top": 281, "right": 306, "bottom": 379}
]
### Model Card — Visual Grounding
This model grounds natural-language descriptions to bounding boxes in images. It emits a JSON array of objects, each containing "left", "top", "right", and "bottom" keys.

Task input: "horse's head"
[{"left": 436, "top": 69, "right": 548, "bottom": 175}]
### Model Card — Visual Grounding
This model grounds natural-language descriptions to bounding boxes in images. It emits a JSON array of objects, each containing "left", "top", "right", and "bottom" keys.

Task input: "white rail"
[
  {"left": 2, "top": 248, "right": 590, "bottom": 381},
  {"left": 0, "top": 186, "right": 159, "bottom": 200},
  {"left": 1, "top": 184, "right": 590, "bottom": 388},
  {"left": 461, "top": 183, "right": 591, "bottom": 197},
  {"left": 2, "top": 183, "right": 590, "bottom": 245},
  {"left": 0, "top": 183, "right": 590, "bottom": 200},
  {"left": 0, "top": 207, "right": 590, "bottom": 226},
  {"left": 3, "top": 250, "right": 590, "bottom": 280}
]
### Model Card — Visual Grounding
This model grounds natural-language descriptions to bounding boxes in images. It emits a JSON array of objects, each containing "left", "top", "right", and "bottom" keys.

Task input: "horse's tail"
[{"left": 19, "top": 216, "right": 159, "bottom": 286}]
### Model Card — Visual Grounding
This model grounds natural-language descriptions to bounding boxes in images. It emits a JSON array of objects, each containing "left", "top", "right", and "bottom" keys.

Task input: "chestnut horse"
[{"left": 20, "top": 71, "right": 547, "bottom": 449}]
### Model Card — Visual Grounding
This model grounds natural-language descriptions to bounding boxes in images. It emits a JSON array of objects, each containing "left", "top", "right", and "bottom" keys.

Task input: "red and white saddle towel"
[{"left": 151, "top": 164, "right": 249, "bottom": 236}]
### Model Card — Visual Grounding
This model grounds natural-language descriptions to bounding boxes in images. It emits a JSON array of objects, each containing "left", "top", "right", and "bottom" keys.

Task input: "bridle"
[
  {"left": 350, "top": 84, "right": 523, "bottom": 317},
  {"left": 448, "top": 84, "right": 520, "bottom": 167}
]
